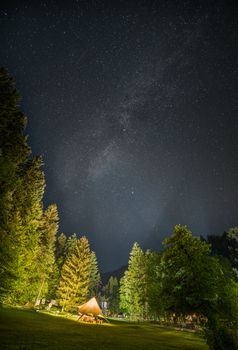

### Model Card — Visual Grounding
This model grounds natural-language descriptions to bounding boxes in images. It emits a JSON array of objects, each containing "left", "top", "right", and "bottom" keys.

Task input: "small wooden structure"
[{"left": 78, "top": 297, "right": 104, "bottom": 323}]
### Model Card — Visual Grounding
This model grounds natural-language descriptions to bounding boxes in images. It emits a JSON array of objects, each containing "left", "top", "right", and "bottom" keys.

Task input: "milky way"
[{"left": 1, "top": 0, "right": 238, "bottom": 270}]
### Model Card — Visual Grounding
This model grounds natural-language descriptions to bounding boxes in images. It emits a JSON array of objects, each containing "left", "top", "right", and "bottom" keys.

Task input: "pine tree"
[
  {"left": 88, "top": 251, "right": 101, "bottom": 297},
  {"left": 48, "top": 232, "right": 67, "bottom": 300},
  {"left": 144, "top": 250, "right": 163, "bottom": 319},
  {"left": 119, "top": 242, "right": 146, "bottom": 319},
  {"left": 56, "top": 233, "right": 67, "bottom": 260},
  {"left": 0, "top": 69, "right": 55, "bottom": 305},
  {"left": 57, "top": 236, "right": 91, "bottom": 311},
  {"left": 0, "top": 69, "right": 45, "bottom": 303},
  {"left": 5, "top": 156, "right": 45, "bottom": 304},
  {"left": 104, "top": 276, "right": 120, "bottom": 314},
  {"left": 0, "top": 68, "right": 30, "bottom": 232},
  {"left": 34, "top": 204, "right": 59, "bottom": 304},
  {"left": 65, "top": 233, "right": 77, "bottom": 257},
  {"left": 0, "top": 68, "right": 30, "bottom": 300}
]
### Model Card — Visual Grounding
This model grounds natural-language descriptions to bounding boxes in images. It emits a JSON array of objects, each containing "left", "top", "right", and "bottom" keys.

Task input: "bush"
[{"left": 204, "top": 323, "right": 238, "bottom": 350}]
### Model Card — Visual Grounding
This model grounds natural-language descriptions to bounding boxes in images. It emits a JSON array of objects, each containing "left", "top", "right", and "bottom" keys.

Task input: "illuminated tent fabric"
[{"left": 78, "top": 297, "right": 102, "bottom": 316}]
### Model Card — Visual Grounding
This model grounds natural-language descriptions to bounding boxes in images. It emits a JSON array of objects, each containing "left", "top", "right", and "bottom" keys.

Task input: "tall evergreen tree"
[
  {"left": 0, "top": 68, "right": 30, "bottom": 300},
  {"left": 103, "top": 276, "right": 120, "bottom": 314},
  {"left": 88, "top": 251, "right": 101, "bottom": 297},
  {"left": 48, "top": 232, "right": 67, "bottom": 300},
  {"left": 0, "top": 68, "right": 30, "bottom": 231},
  {"left": 65, "top": 233, "right": 77, "bottom": 257},
  {"left": 4, "top": 156, "right": 45, "bottom": 304},
  {"left": 57, "top": 236, "right": 91, "bottom": 311},
  {"left": 35, "top": 204, "right": 59, "bottom": 303},
  {"left": 120, "top": 242, "right": 146, "bottom": 319},
  {"left": 144, "top": 250, "right": 163, "bottom": 319},
  {"left": 56, "top": 233, "right": 67, "bottom": 260},
  {"left": 0, "top": 69, "right": 56, "bottom": 305}
]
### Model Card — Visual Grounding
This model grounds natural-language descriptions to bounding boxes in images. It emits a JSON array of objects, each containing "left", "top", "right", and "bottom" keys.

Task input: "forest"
[{"left": 0, "top": 68, "right": 238, "bottom": 350}]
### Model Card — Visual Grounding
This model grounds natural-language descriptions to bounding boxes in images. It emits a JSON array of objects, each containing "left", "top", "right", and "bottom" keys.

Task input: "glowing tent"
[{"left": 78, "top": 297, "right": 102, "bottom": 316}]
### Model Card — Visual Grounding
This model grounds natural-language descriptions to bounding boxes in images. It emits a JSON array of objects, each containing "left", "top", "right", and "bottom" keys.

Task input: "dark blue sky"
[{"left": 1, "top": 0, "right": 238, "bottom": 271}]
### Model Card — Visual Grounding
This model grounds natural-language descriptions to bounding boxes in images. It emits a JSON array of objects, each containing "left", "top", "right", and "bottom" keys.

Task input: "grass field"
[{"left": 0, "top": 307, "right": 209, "bottom": 350}]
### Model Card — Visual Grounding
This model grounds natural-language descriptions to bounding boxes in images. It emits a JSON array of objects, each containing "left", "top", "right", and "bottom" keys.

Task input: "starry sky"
[{"left": 1, "top": 0, "right": 238, "bottom": 271}]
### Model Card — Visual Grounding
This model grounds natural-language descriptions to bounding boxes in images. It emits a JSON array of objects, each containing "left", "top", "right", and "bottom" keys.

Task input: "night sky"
[{"left": 1, "top": 0, "right": 238, "bottom": 271}]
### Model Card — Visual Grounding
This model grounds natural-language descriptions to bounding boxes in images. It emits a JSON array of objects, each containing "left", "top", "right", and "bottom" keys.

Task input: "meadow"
[{"left": 0, "top": 307, "right": 208, "bottom": 350}]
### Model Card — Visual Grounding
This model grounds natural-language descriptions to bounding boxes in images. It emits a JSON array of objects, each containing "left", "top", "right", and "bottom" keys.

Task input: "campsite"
[{"left": 0, "top": 307, "right": 208, "bottom": 350}]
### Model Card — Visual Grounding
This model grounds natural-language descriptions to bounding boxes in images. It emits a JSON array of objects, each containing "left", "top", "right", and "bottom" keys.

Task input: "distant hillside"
[{"left": 101, "top": 265, "right": 127, "bottom": 285}]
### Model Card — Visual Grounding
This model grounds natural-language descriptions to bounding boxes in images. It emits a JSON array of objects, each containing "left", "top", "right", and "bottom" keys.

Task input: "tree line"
[
  {"left": 119, "top": 226, "right": 238, "bottom": 349},
  {"left": 0, "top": 68, "right": 100, "bottom": 309}
]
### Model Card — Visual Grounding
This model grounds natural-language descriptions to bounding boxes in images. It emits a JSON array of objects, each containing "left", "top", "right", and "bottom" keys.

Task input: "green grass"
[{"left": 0, "top": 307, "right": 209, "bottom": 350}]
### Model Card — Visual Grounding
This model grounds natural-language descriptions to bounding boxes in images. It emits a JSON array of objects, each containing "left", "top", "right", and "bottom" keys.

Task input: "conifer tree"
[
  {"left": 0, "top": 69, "right": 55, "bottom": 304},
  {"left": 0, "top": 68, "right": 30, "bottom": 300},
  {"left": 104, "top": 276, "right": 120, "bottom": 314},
  {"left": 0, "top": 68, "right": 30, "bottom": 231},
  {"left": 0, "top": 70, "right": 44, "bottom": 303},
  {"left": 144, "top": 250, "right": 163, "bottom": 319},
  {"left": 48, "top": 232, "right": 67, "bottom": 300},
  {"left": 65, "top": 233, "right": 77, "bottom": 257},
  {"left": 56, "top": 233, "right": 67, "bottom": 260},
  {"left": 57, "top": 236, "right": 91, "bottom": 311},
  {"left": 5, "top": 156, "right": 45, "bottom": 304},
  {"left": 120, "top": 242, "right": 146, "bottom": 319},
  {"left": 34, "top": 204, "right": 59, "bottom": 303},
  {"left": 88, "top": 251, "right": 101, "bottom": 297}
]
